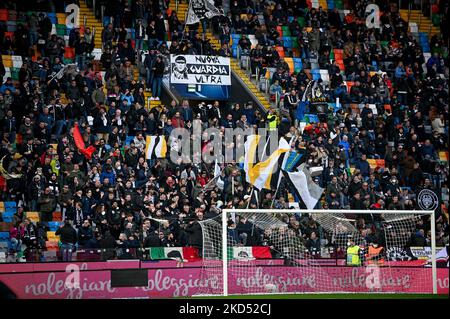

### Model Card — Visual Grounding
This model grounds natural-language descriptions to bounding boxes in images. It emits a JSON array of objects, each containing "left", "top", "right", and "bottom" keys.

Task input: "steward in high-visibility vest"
[
  {"left": 346, "top": 240, "right": 361, "bottom": 266},
  {"left": 365, "top": 242, "right": 384, "bottom": 266},
  {"left": 266, "top": 108, "right": 278, "bottom": 131}
]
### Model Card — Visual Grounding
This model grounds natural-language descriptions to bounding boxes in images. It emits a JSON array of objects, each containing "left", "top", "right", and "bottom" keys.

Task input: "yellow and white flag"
[
  {"left": 244, "top": 135, "right": 290, "bottom": 190},
  {"left": 145, "top": 136, "right": 167, "bottom": 160}
]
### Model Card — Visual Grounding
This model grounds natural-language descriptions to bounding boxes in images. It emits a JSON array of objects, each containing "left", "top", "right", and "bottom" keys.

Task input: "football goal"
[{"left": 194, "top": 209, "right": 437, "bottom": 296}]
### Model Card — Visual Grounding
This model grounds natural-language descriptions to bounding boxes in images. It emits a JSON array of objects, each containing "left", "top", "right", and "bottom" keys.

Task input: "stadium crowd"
[{"left": 0, "top": 0, "right": 448, "bottom": 262}]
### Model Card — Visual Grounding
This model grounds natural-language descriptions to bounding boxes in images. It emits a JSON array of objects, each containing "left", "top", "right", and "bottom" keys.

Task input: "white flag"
[
  {"left": 283, "top": 164, "right": 324, "bottom": 210},
  {"left": 186, "top": 0, "right": 223, "bottom": 25}
]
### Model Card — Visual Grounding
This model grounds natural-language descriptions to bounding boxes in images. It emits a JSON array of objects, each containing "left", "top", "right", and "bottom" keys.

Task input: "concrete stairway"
[
  {"left": 78, "top": 1, "right": 103, "bottom": 49},
  {"left": 400, "top": 9, "right": 440, "bottom": 37},
  {"left": 81, "top": 1, "right": 160, "bottom": 109}
]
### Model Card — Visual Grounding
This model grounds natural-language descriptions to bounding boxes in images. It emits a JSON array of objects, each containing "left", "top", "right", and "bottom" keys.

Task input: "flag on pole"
[
  {"left": 272, "top": 136, "right": 295, "bottom": 190},
  {"left": 282, "top": 164, "right": 324, "bottom": 210},
  {"left": 145, "top": 135, "right": 167, "bottom": 160},
  {"left": 203, "top": 159, "right": 224, "bottom": 191},
  {"left": 284, "top": 151, "right": 303, "bottom": 172},
  {"left": 185, "top": 0, "right": 223, "bottom": 25},
  {"left": 0, "top": 156, "right": 23, "bottom": 179},
  {"left": 73, "top": 123, "right": 96, "bottom": 160},
  {"left": 244, "top": 135, "right": 290, "bottom": 190}
]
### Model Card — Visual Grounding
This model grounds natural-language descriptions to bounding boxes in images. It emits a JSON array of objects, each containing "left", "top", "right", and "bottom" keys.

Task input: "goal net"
[{"left": 194, "top": 209, "right": 437, "bottom": 296}]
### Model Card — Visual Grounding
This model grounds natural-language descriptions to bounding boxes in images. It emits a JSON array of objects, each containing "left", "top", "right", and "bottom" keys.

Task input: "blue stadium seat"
[
  {"left": 47, "top": 13, "right": 57, "bottom": 24},
  {"left": 327, "top": 0, "right": 335, "bottom": 10},
  {"left": 4, "top": 208, "right": 16, "bottom": 214},
  {"left": 48, "top": 222, "right": 61, "bottom": 231},
  {"left": 0, "top": 232, "right": 9, "bottom": 240},
  {"left": 283, "top": 37, "right": 292, "bottom": 48},
  {"left": 4, "top": 201, "right": 16, "bottom": 208}
]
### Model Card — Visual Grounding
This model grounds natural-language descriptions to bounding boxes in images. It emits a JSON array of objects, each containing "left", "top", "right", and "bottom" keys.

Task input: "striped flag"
[
  {"left": 283, "top": 164, "right": 324, "bottom": 210},
  {"left": 244, "top": 135, "right": 290, "bottom": 190},
  {"left": 145, "top": 135, "right": 167, "bottom": 160}
]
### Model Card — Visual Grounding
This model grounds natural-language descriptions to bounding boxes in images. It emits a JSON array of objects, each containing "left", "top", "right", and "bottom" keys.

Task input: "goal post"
[{"left": 196, "top": 209, "right": 438, "bottom": 296}]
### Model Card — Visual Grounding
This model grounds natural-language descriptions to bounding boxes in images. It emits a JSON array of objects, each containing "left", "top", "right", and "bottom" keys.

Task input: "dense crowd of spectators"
[{"left": 0, "top": 0, "right": 448, "bottom": 262}]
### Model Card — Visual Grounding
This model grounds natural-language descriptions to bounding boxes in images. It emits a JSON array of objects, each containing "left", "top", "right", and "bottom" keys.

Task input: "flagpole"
[
  {"left": 246, "top": 134, "right": 271, "bottom": 209},
  {"left": 180, "top": 0, "right": 191, "bottom": 44},
  {"left": 270, "top": 135, "right": 297, "bottom": 208}
]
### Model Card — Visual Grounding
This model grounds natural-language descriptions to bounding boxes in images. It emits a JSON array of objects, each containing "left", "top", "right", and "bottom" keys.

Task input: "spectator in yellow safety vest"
[
  {"left": 266, "top": 108, "right": 278, "bottom": 131},
  {"left": 346, "top": 238, "right": 361, "bottom": 266}
]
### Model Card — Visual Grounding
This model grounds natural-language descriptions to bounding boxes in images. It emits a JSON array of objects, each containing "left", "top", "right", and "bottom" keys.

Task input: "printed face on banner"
[{"left": 170, "top": 55, "right": 231, "bottom": 86}]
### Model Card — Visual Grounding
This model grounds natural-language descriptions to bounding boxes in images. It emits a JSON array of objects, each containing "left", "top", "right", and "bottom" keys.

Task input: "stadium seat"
[
  {"left": 47, "top": 12, "right": 57, "bottom": 24},
  {"left": 52, "top": 211, "right": 62, "bottom": 221},
  {"left": 64, "top": 47, "right": 75, "bottom": 59},
  {"left": 4, "top": 201, "right": 16, "bottom": 209},
  {"left": 47, "top": 231, "right": 59, "bottom": 241},
  {"left": 48, "top": 221, "right": 61, "bottom": 231},
  {"left": 56, "top": 13, "right": 66, "bottom": 25},
  {"left": 0, "top": 9, "right": 7, "bottom": 21},
  {"left": 275, "top": 46, "right": 285, "bottom": 58},
  {"left": 26, "top": 211, "right": 40, "bottom": 223},
  {"left": 0, "top": 232, "right": 9, "bottom": 240},
  {"left": 56, "top": 24, "right": 67, "bottom": 36},
  {"left": 1, "top": 213, "right": 13, "bottom": 223},
  {"left": 327, "top": 0, "right": 335, "bottom": 10},
  {"left": 45, "top": 241, "right": 59, "bottom": 251},
  {"left": 283, "top": 36, "right": 292, "bottom": 48},
  {"left": 282, "top": 26, "right": 291, "bottom": 36}
]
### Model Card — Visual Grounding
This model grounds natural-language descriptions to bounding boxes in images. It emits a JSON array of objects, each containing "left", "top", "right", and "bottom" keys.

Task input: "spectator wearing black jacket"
[
  {"left": 78, "top": 219, "right": 96, "bottom": 248},
  {"left": 151, "top": 56, "right": 165, "bottom": 99},
  {"left": 55, "top": 220, "right": 78, "bottom": 261}
]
